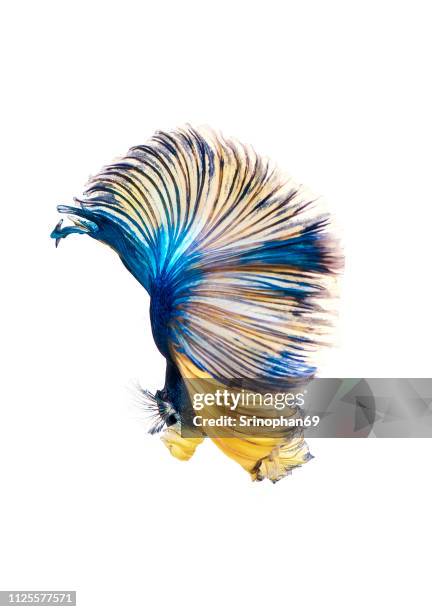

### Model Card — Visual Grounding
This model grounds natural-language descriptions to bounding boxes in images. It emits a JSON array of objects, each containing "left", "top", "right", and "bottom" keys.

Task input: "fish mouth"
[
  {"left": 50, "top": 202, "right": 99, "bottom": 247},
  {"left": 138, "top": 387, "right": 179, "bottom": 434}
]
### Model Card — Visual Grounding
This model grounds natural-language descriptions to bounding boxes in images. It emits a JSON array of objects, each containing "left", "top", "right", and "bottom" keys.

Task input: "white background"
[{"left": 1, "top": 1, "right": 431, "bottom": 610}]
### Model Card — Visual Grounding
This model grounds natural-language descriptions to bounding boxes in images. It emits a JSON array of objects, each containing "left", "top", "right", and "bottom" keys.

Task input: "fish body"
[{"left": 52, "top": 125, "right": 342, "bottom": 481}]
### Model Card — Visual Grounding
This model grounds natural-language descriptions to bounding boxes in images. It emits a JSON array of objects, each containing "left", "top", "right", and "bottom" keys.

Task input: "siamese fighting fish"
[{"left": 51, "top": 126, "right": 342, "bottom": 482}]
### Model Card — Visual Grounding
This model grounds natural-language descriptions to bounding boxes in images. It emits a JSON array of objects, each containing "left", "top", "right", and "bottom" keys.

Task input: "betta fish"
[{"left": 51, "top": 125, "right": 342, "bottom": 482}]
